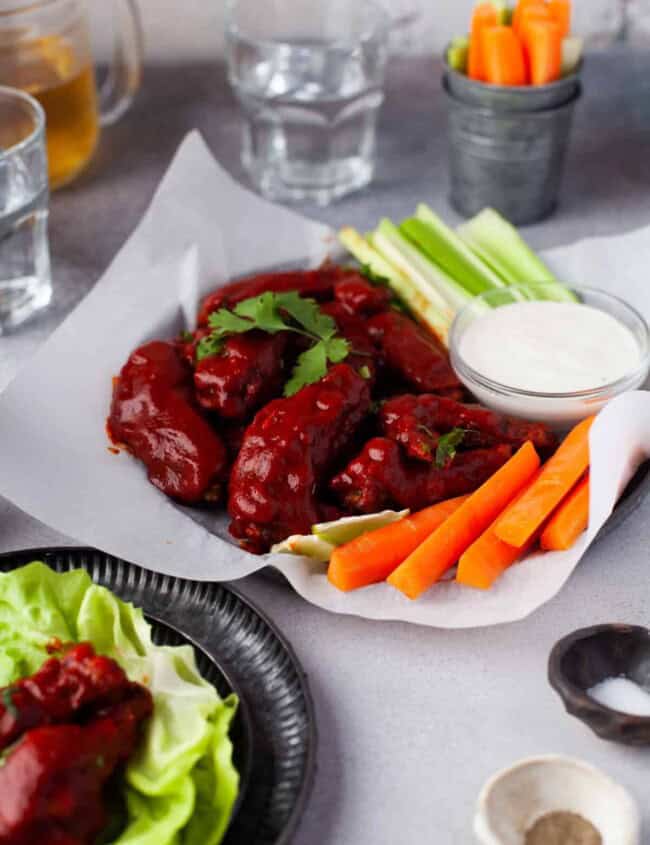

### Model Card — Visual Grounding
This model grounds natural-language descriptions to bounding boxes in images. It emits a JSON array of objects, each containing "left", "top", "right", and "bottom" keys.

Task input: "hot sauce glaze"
[
  {"left": 228, "top": 363, "right": 371, "bottom": 551},
  {"left": 108, "top": 341, "right": 228, "bottom": 503},
  {"left": 0, "top": 644, "right": 152, "bottom": 845}
]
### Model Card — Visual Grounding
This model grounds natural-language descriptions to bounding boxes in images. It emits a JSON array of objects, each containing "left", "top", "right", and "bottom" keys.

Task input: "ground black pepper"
[{"left": 525, "top": 812, "right": 602, "bottom": 845}]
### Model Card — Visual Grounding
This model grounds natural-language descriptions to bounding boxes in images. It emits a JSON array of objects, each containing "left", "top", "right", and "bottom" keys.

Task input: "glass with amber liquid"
[{"left": 0, "top": 1, "right": 142, "bottom": 189}]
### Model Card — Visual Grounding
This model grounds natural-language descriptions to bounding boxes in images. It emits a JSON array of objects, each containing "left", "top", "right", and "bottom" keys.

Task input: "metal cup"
[
  {"left": 444, "top": 54, "right": 582, "bottom": 111},
  {"left": 443, "top": 66, "right": 582, "bottom": 225}
]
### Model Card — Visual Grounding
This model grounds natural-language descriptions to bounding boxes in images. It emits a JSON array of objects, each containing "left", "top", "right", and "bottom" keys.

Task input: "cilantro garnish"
[
  {"left": 2, "top": 687, "right": 17, "bottom": 718},
  {"left": 179, "top": 330, "right": 194, "bottom": 343},
  {"left": 435, "top": 428, "right": 467, "bottom": 468},
  {"left": 198, "top": 291, "right": 350, "bottom": 396},
  {"left": 359, "top": 365, "right": 371, "bottom": 380}
]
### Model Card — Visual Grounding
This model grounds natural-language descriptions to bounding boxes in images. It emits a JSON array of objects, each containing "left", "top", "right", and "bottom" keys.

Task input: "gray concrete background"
[{"left": 2, "top": 52, "right": 650, "bottom": 843}]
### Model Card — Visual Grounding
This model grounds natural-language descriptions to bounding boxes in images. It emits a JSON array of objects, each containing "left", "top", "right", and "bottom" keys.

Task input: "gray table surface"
[{"left": 2, "top": 53, "right": 650, "bottom": 844}]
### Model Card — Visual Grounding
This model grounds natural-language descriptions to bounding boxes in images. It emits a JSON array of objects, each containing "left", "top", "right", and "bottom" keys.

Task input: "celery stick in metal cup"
[
  {"left": 442, "top": 61, "right": 582, "bottom": 225},
  {"left": 226, "top": 0, "right": 389, "bottom": 205}
]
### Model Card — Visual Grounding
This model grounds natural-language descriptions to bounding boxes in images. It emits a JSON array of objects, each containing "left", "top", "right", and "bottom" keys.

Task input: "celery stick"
[
  {"left": 339, "top": 226, "right": 453, "bottom": 343},
  {"left": 561, "top": 36, "right": 583, "bottom": 77},
  {"left": 457, "top": 209, "right": 576, "bottom": 302},
  {"left": 339, "top": 227, "right": 410, "bottom": 287},
  {"left": 407, "top": 203, "right": 506, "bottom": 296},
  {"left": 446, "top": 37, "right": 469, "bottom": 74},
  {"left": 374, "top": 219, "right": 470, "bottom": 314}
]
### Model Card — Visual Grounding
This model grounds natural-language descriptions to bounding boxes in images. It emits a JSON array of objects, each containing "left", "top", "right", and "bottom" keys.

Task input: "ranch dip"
[{"left": 458, "top": 301, "right": 641, "bottom": 393}]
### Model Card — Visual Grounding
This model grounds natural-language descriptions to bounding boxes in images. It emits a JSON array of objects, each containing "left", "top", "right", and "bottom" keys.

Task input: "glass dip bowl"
[{"left": 449, "top": 285, "right": 650, "bottom": 431}]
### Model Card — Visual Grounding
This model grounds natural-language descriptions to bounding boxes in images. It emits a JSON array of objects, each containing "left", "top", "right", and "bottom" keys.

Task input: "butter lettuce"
[{"left": 0, "top": 562, "right": 239, "bottom": 845}]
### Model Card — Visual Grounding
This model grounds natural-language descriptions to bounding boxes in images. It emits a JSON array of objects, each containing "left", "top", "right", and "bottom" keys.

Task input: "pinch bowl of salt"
[
  {"left": 548, "top": 624, "right": 650, "bottom": 746},
  {"left": 474, "top": 755, "right": 639, "bottom": 845}
]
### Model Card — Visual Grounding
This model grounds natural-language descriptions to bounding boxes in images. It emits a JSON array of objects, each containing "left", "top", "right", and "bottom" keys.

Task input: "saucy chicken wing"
[
  {"left": 367, "top": 310, "right": 462, "bottom": 395},
  {"left": 0, "top": 643, "right": 131, "bottom": 753},
  {"left": 197, "top": 265, "right": 366, "bottom": 326},
  {"left": 380, "top": 394, "right": 557, "bottom": 462},
  {"left": 0, "top": 685, "right": 152, "bottom": 845},
  {"left": 108, "top": 341, "right": 228, "bottom": 503},
  {"left": 331, "top": 438, "right": 513, "bottom": 512},
  {"left": 228, "top": 363, "right": 371, "bottom": 552},
  {"left": 194, "top": 331, "right": 288, "bottom": 419}
]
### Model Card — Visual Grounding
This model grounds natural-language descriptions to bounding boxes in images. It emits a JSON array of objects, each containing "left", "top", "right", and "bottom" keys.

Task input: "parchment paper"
[{"left": 1, "top": 131, "right": 649, "bottom": 627}]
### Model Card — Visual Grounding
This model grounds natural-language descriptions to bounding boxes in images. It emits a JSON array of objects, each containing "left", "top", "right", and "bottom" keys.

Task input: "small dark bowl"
[{"left": 549, "top": 625, "right": 650, "bottom": 746}]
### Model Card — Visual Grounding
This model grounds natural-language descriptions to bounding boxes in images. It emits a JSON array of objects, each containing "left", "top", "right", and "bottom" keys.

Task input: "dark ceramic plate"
[
  {"left": 0, "top": 547, "right": 316, "bottom": 845},
  {"left": 549, "top": 624, "right": 650, "bottom": 746}
]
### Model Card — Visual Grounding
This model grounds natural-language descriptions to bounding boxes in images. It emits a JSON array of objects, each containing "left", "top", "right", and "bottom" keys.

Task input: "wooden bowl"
[{"left": 548, "top": 624, "right": 650, "bottom": 746}]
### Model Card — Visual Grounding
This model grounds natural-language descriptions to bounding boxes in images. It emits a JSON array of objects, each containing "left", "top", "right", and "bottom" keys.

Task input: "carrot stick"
[
  {"left": 468, "top": 2, "right": 499, "bottom": 81},
  {"left": 387, "top": 442, "right": 540, "bottom": 600},
  {"left": 548, "top": 0, "right": 571, "bottom": 37},
  {"left": 540, "top": 473, "right": 590, "bottom": 551},
  {"left": 481, "top": 26, "right": 527, "bottom": 86},
  {"left": 524, "top": 19, "right": 563, "bottom": 85},
  {"left": 513, "top": 0, "right": 548, "bottom": 35},
  {"left": 456, "top": 472, "right": 542, "bottom": 590},
  {"left": 327, "top": 496, "right": 469, "bottom": 593},
  {"left": 494, "top": 416, "right": 594, "bottom": 548}
]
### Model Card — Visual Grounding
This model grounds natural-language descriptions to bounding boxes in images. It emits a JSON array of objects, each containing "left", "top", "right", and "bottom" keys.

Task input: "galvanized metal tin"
[
  {"left": 444, "top": 78, "right": 581, "bottom": 225},
  {"left": 444, "top": 54, "right": 582, "bottom": 112}
]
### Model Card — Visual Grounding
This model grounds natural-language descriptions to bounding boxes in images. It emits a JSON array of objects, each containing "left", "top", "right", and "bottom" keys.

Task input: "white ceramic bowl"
[{"left": 474, "top": 755, "right": 640, "bottom": 845}]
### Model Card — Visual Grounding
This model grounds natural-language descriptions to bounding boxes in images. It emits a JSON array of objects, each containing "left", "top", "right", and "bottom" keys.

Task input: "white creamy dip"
[{"left": 458, "top": 302, "right": 641, "bottom": 393}]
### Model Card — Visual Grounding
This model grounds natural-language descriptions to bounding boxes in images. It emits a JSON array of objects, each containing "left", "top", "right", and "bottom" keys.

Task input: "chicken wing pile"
[{"left": 108, "top": 267, "right": 556, "bottom": 553}]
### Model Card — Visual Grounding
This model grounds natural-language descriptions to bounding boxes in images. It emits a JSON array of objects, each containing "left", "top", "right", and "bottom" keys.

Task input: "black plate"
[{"left": 0, "top": 547, "right": 316, "bottom": 845}]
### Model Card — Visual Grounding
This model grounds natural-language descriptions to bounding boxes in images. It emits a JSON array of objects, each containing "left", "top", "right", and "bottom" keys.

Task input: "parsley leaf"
[
  {"left": 324, "top": 336, "right": 350, "bottom": 364},
  {"left": 207, "top": 308, "right": 254, "bottom": 335},
  {"left": 2, "top": 687, "right": 17, "bottom": 718},
  {"left": 202, "top": 291, "right": 350, "bottom": 393},
  {"left": 179, "top": 330, "right": 194, "bottom": 343},
  {"left": 285, "top": 343, "right": 328, "bottom": 397},
  {"left": 196, "top": 334, "right": 225, "bottom": 361},
  {"left": 435, "top": 428, "right": 467, "bottom": 468},
  {"left": 359, "top": 364, "right": 371, "bottom": 380},
  {"left": 275, "top": 291, "right": 337, "bottom": 340},
  {"left": 234, "top": 291, "right": 289, "bottom": 333}
]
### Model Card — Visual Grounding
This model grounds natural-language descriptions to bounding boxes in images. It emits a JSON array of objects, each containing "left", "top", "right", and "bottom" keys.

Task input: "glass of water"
[
  {"left": 0, "top": 87, "right": 51, "bottom": 332},
  {"left": 226, "top": 0, "right": 390, "bottom": 205}
]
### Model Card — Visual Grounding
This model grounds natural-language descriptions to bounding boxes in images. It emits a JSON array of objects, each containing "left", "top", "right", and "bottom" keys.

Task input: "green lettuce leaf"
[{"left": 0, "top": 562, "right": 239, "bottom": 845}]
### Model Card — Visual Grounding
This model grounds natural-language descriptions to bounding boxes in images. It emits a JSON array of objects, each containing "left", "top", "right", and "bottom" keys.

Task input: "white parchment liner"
[{"left": 1, "top": 132, "right": 649, "bottom": 628}]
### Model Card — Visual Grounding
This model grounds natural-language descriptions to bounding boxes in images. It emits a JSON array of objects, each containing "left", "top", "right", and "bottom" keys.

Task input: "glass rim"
[
  {"left": 225, "top": 0, "right": 390, "bottom": 48},
  {"left": 0, "top": 85, "right": 45, "bottom": 160},
  {"left": 449, "top": 283, "right": 650, "bottom": 402}
]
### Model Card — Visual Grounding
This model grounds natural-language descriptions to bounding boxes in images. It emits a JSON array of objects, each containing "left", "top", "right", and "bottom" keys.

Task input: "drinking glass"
[
  {"left": 0, "top": 0, "right": 143, "bottom": 189},
  {"left": 0, "top": 86, "right": 51, "bottom": 332},
  {"left": 225, "top": 0, "right": 390, "bottom": 205}
]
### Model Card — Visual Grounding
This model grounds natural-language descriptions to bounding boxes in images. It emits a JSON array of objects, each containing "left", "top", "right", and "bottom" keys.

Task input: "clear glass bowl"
[{"left": 449, "top": 285, "right": 650, "bottom": 430}]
